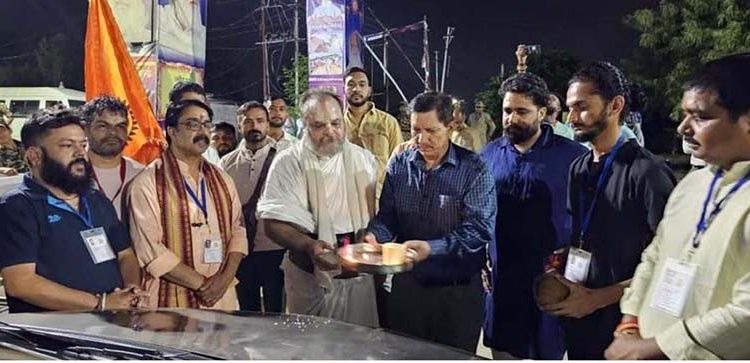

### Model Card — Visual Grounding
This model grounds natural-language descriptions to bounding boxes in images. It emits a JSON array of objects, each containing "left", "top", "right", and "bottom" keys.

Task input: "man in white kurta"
[{"left": 257, "top": 89, "right": 380, "bottom": 327}]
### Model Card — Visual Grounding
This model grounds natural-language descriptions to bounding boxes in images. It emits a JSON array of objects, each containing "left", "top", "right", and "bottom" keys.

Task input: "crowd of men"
[{"left": 0, "top": 52, "right": 749, "bottom": 360}]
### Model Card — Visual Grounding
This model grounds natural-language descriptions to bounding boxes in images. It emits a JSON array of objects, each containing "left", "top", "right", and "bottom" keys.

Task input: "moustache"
[
  {"left": 68, "top": 158, "right": 88, "bottom": 169},
  {"left": 683, "top": 136, "right": 700, "bottom": 146},
  {"left": 245, "top": 130, "right": 264, "bottom": 141},
  {"left": 505, "top": 124, "right": 524, "bottom": 133},
  {"left": 101, "top": 136, "right": 125, "bottom": 144},
  {"left": 193, "top": 135, "right": 210, "bottom": 144}
]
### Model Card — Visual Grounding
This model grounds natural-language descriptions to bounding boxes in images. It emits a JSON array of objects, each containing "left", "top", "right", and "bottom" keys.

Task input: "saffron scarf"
[{"left": 154, "top": 149, "right": 233, "bottom": 307}]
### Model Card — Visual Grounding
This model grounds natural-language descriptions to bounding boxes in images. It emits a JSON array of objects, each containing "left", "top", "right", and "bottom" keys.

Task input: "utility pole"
[
  {"left": 422, "top": 16, "right": 430, "bottom": 92},
  {"left": 383, "top": 35, "right": 390, "bottom": 110},
  {"left": 260, "top": 0, "right": 270, "bottom": 100},
  {"left": 293, "top": 0, "right": 300, "bottom": 108},
  {"left": 434, "top": 50, "right": 439, "bottom": 91},
  {"left": 440, "top": 26, "right": 454, "bottom": 92}
]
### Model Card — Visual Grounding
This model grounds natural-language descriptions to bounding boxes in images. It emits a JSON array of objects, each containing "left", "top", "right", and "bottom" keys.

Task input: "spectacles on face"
[{"left": 179, "top": 120, "right": 214, "bottom": 131}]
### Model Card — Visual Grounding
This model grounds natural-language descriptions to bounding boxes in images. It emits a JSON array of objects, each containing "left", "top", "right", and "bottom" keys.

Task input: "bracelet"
[
  {"left": 615, "top": 322, "right": 639, "bottom": 333},
  {"left": 94, "top": 294, "right": 102, "bottom": 311},
  {"left": 100, "top": 292, "right": 107, "bottom": 311},
  {"left": 621, "top": 315, "right": 639, "bottom": 324}
]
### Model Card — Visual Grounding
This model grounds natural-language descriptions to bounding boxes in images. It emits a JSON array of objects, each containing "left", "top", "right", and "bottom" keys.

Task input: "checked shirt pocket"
[{"left": 437, "top": 194, "right": 462, "bottom": 221}]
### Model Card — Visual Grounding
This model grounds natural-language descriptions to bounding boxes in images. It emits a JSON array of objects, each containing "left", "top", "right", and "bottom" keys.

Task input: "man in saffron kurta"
[{"left": 128, "top": 100, "right": 248, "bottom": 310}]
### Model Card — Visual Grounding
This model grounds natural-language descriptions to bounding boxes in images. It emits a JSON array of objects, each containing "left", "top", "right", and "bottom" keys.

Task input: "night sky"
[{"left": 0, "top": 0, "right": 658, "bottom": 108}]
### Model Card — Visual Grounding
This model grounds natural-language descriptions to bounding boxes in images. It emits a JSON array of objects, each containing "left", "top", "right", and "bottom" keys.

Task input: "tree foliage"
[
  {"left": 281, "top": 55, "right": 309, "bottom": 118},
  {"left": 474, "top": 75, "right": 503, "bottom": 121},
  {"left": 0, "top": 33, "right": 83, "bottom": 89},
  {"left": 527, "top": 49, "right": 581, "bottom": 100},
  {"left": 623, "top": 0, "right": 750, "bottom": 116},
  {"left": 474, "top": 49, "right": 580, "bottom": 121}
]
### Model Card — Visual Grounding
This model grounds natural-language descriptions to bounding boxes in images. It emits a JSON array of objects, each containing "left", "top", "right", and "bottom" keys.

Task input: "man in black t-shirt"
[
  {"left": 539, "top": 62, "right": 676, "bottom": 359},
  {"left": 0, "top": 107, "right": 147, "bottom": 313}
]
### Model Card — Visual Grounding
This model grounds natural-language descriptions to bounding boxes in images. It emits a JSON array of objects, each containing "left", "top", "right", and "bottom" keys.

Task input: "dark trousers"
[
  {"left": 562, "top": 304, "right": 621, "bottom": 359},
  {"left": 387, "top": 272, "right": 483, "bottom": 353},
  {"left": 235, "top": 249, "right": 285, "bottom": 313},
  {"left": 374, "top": 274, "right": 390, "bottom": 329}
]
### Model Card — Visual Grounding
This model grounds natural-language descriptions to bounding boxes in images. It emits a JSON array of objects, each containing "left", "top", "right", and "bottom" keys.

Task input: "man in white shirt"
[
  {"left": 267, "top": 96, "right": 298, "bottom": 151},
  {"left": 467, "top": 100, "right": 496, "bottom": 146},
  {"left": 81, "top": 96, "right": 144, "bottom": 219},
  {"left": 257, "top": 89, "right": 380, "bottom": 327},
  {"left": 605, "top": 52, "right": 750, "bottom": 360},
  {"left": 221, "top": 101, "right": 285, "bottom": 312}
]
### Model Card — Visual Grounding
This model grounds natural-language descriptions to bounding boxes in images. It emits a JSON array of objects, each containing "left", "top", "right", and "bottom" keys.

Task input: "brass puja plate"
[{"left": 337, "top": 243, "right": 414, "bottom": 274}]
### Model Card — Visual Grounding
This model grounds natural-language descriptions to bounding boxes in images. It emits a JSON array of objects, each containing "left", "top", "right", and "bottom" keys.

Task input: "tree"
[
  {"left": 474, "top": 75, "right": 503, "bottom": 122},
  {"left": 527, "top": 49, "right": 581, "bottom": 100},
  {"left": 0, "top": 33, "right": 84, "bottom": 89},
  {"left": 474, "top": 49, "right": 580, "bottom": 121},
  {"left": 280, "top": 55, "right": 309, "bottom": 118},
  {"left": 624, "top": 0, "right": 750, "bottom": 116}
]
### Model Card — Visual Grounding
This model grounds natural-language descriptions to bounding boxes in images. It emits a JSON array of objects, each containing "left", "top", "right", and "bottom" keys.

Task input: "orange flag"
[{"left": 85, "top": 0, "right": 164, "bottom": 165}]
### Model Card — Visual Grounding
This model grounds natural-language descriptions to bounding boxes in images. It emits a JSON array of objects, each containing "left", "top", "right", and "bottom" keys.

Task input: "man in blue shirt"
[
  {"left": 364, "top": 92, "right": 496, "bottom": 352},
  {"left": 0, "top": 106, "right": 146, "bottom": 313},
  {"left": 481, "top": 73, "right": 588, "bottom": 359}
]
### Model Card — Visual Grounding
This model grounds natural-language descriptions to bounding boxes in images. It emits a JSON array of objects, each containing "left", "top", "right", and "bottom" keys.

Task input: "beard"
[
  {"left": 215, "top": 143, "right": 234, "bottom": 157},
  {"left": 89, "top": 136, "right": 126, "bottom": 157},
  {"left": 346, "top": 93, "right": 367, "bottom": 107},
  {"left": 244, "top": 130, "right": 265, "bottom": 143},
  {"left": 40, "top": 149, "right": 93, "bottom": 195},
  {"left": 269, "top": 117, "right": 286, "bottom": 128},
  {"left": 302, "top": 131, "right": 344, "bottom": 157},
  {"left": 504, "top": 121, "right": 540, "bottom": 145},
  {"left": 573, "top": 109, "right": 609, "bottom": 143}
]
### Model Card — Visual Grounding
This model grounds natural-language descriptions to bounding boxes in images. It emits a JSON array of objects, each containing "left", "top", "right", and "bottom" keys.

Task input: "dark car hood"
[{"left": 0, "top": 309, "right": 481, "bottom": 360}]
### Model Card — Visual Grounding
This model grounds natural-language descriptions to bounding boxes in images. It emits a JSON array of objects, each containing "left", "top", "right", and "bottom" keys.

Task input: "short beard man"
[
  {"left": 504, "top": 119, "right": 541, "bottom": 145},
  {"left": 88, "top": 132, "right": 126, "bottom": 158},
  {"left": 245, "top": 129, "right": 265, "bottom": 143},
  {"left": 40, "top": 148, "right": 94, "bottom": 195},
  {"left": 572, "top": 108, "right": 609, "bottom": 143}
]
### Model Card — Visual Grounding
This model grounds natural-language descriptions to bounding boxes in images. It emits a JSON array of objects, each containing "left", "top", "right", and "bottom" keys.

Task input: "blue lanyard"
[
  {"left": 184, "top": 177, "right": 208, "bottom": 221},
  {"left": 578, "top": 136, "right": 627, "bottom": 246},
  {"left": 47, "top": 194, "right": 94, "bottom": 229},
  {"left": 693, "top": 169, "right": 750, "bottom": 248}
]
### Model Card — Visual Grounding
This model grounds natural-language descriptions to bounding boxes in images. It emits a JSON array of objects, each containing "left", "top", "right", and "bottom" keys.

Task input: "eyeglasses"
[{"left": 179, "top": 120, "right": 215, "bottom": 131}]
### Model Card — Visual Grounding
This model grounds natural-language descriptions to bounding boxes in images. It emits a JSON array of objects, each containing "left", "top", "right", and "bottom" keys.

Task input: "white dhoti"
[
  {"left": 281, "top": 254, "right": 379, "bottom": 327},
  {"left": 257, "top": 137, "right": 379, "bottom": 327}
]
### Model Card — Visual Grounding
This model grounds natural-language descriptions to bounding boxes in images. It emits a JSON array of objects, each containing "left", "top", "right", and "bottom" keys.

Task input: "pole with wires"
[
  {"left": 293, "top": 0, "right": 300, "bottom": 108},
  {"left": 260, "top": 0, "right": 270, "bottom": 100},
  {"left": 440, "top": 26, "right": 454, "bottom": 92},
  {"left": 359, "top": 33, "right": 408, "bottom": 103},
  {"left": 384, "top": 34, "right": 390, "bottom": 110},
  {"left": 422, "top": 16, "right": 430, "bottom": 92},
  {"left": 434, "top": 50, "right": 439, "bottom": 92}
]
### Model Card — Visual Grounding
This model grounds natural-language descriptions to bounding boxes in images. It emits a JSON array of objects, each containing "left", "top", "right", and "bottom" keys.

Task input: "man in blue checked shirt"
[{"left": 362, "top": 91, "right": 496, "bottom": 352}]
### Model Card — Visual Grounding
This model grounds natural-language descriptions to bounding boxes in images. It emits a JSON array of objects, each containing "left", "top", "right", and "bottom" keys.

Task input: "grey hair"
[{"left": 299, "top": 88, "right": 344, "bottom": 123}]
